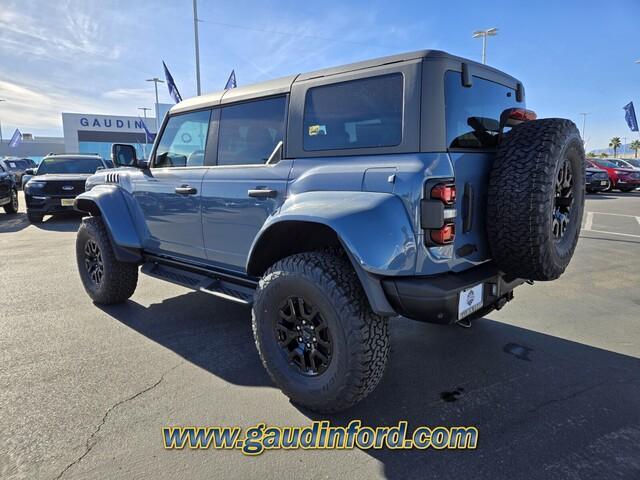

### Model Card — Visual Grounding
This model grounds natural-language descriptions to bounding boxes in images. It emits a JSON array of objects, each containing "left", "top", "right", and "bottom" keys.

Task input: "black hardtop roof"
[{"left": 171, "top": 49, "right": 520, "bottom": 114}]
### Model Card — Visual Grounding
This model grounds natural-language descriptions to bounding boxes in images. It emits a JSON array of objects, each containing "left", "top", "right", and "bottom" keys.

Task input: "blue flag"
[
  {"left": 162, "top": 61, "right": 183, "bottom": 103},
  {"left": 225, "top": 70, "right": 237, "bottom": 90},
  {"left": 623, "top": 102, "right": 638, "bottom": 132},
  {"left": 138, "top": 117, "right": 156, "bottom": 143},
  {"left": 8, "top": 128, "right": 22, "bottom": 148}
]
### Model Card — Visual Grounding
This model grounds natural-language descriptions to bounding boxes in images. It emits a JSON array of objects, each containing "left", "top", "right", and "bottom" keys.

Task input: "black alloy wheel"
[
  {"left": 84, "top": 239, "right": 104, "bottom": 286},
  {"left": 552, "top": 158, "right": 574, "bottom": 240},
  {"left": 276, "top": 296, "right": 332, "bottom": 376}
]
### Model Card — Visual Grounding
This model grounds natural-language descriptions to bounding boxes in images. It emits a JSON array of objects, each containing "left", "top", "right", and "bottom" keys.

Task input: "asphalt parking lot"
[{"left": 1, "top": 191, "right": 639, "bottom": 480}]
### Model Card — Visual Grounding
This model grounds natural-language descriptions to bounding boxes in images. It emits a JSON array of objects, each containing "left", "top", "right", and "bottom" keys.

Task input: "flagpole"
[
  {"left": 0, "top": 99, "right": 5, "bottom": 143},
  {"left": 193, "top": 0, "right": 202, "bottom": 96}
]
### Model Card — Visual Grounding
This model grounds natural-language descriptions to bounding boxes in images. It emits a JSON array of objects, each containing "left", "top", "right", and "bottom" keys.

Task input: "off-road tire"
[
  {"left": 252, "top": 252, "right": 389, "bottom": 413},
  {"left": 27, "top": 211, "right": 43, "bottom": 223},
  {"left": 76, "top": 217, "right": 138, "bottom": 304},
  {"left": 3, "top": 189, "right": 18, "bottom": 214},
  {"left": 487, "top": 118, "right": 585, "bottom": 281}
]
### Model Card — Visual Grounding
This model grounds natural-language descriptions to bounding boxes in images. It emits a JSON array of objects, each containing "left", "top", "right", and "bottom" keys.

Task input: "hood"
[
  {"left": 31, "top": 173, "right": 93, "bottom": 182},
  {"left": 586, "top": 167, "right": 604, "bottom": 173}
]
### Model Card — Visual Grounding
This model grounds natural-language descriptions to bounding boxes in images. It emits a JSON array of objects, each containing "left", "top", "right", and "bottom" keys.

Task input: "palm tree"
[
  {"left": 609, "top": 137, "right": 622, "bottom": 157},
  {"left": 630, "top": 140, "right": 640, "bottom": 158}
]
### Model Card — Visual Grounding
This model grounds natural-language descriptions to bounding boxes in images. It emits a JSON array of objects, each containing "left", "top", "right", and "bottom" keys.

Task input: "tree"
[
  {"left": 600, "top": 152, "right": 609, "bottom": 158},
  {"left": 587, "top": 152, "right": 596, "bottom": 158},
  {"left": 609, "top": 137, "right": 622, "bottom": 157},
  {"left": 630, "top": 140, "right": 640, "bottom": 158}
]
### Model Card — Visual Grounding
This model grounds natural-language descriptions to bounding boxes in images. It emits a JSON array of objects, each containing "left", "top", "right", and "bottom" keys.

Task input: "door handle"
[
  {"left": 248, "top": 188, "right": 277, "bottom": 198},
  {"left": 175, "top": 185, "right": 198, "bottom": 195}
]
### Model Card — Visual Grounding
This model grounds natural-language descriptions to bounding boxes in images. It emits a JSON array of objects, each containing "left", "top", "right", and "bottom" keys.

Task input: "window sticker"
[{"left": 308, "top": 124, "right": 327, "bottom": 136}]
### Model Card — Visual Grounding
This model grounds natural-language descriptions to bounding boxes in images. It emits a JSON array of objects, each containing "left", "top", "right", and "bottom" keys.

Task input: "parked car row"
[
  {"left": 0, "top": 157, "right": 37, "bottom": 189},
  {"left": 586, "top": 158, "right": 640, "bottom": 193}
]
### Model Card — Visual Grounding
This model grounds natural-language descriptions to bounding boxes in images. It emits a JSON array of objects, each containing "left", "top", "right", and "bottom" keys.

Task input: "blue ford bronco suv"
[{"left": 74, "top": 50, "right": 585, "bottom": 413}]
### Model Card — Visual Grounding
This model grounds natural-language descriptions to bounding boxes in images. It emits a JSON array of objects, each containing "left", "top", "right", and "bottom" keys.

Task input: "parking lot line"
[
  {"left": 584, "top": 211, "right": 594, "bottom": 231},
  {"left": 585, "top": 229, "right": 640, "bottom": 239},
  {"left": 588, "top": 212, "right": 638, "bottom": 218}
]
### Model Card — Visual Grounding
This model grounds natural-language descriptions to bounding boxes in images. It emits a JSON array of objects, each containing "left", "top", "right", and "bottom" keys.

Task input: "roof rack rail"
[{"left": 46, "top": 152, "right": 101, "bottom": 156}]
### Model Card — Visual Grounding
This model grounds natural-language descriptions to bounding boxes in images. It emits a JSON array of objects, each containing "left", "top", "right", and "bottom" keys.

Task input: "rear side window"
[
  {"left": 155, "top": 110, "right": 211, "bottom": 168},
  {"left": 303, "top": 74, "right": 403, "bottom": 151},
  {"left": 445, "top": 71, "right": 519, "bottom": 150},
  {"left": 217, "top": 96, "right": 286, "bottom": 166}
]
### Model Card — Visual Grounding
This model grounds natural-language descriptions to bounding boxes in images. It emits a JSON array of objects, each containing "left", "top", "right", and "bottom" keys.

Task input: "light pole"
[
  {"left": 146, "top": 78, "right": 164, "bottom": 132},
  {"left": 138, "top": 107, "right": 151, "bottom": 119},
  {"left": 137, "top": 107, "right": 152, "bottom": 159},
  {"left": 0, "top": 99, "right": 5, "bottom": 143},
  {"left": 472, "top": 27, "right": 498, "bottom": 64},
  {"left": 579, "top": 113, "right": 589, "bottom": 146},
  {"left": 193, "top": 0, "right": 202, "bottom": 96}
]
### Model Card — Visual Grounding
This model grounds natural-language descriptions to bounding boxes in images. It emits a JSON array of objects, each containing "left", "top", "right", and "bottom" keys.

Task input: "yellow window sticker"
[{"left": 308, "top": 125, "right": 327, "bottom": 136}]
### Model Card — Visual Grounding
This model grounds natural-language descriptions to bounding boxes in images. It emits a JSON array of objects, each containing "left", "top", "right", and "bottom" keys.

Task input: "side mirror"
[
  {"left": 111, "top": 143, "right": 138, "bottom": 167},
  {"left": 25, "top": 168, "right": 36, "bottom": 175},
  {"left": 137, "top": 159, "right": 150, "bottom": 169}
]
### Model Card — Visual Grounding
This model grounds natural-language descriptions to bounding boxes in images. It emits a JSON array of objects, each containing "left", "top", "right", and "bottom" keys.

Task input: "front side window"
[
  {"left": 303, "top": 74, "right": 403, "bottom": 151},
  {"left": 217, "top": 97, "right": 286, "bottom": 166},
  {"left": 445, "top": 71, "right": 519, "bottom": 150},
  {"left": 154, "top": 110, "right": 211, "bottom": 168}
]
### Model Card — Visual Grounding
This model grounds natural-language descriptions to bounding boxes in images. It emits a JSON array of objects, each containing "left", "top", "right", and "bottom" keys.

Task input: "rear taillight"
[
  {"left": 431, "top": 183, "right": 456, "bottom": 204},
  {"left": 430, "top": 223, "right": 455, "bottom": 245},
  {"left": 421, "top": 180, "right": 457, "bottom": 246},
  {"left": 508, "top": 108, "right": 537, "bottom": 123}
]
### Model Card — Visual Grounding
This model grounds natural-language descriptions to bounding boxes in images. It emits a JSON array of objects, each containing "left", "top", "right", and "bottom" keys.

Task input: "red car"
[{"left": 590, "top": 159, "right": 640, "bottom": 192}]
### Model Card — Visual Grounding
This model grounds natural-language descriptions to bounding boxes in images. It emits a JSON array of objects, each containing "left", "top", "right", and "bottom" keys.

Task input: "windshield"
[
  {"left": 4, "top": 160, "right": 28, "bottom": 171},
  {"left": 595, "top": 160, "right": 617, "bottom": 168},
  {"left": 626, "top": 159, "right": 640, "bottom": 168},
  {"left": 37, "top": 157, "right": 104, "bottom": 175}
]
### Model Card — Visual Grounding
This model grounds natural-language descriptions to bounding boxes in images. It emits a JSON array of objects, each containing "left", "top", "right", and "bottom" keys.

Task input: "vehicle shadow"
[
  {"left": 33, "top": 214, "right": 82, "bottom": 232},
  {"left": 0, "top": 212, "right": 30, "bottom": 233},
  {"left": 100, "top": 292, "right": 640, "bottom": 479}
]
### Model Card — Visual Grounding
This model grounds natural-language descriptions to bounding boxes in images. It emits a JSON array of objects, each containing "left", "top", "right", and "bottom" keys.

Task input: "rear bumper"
[{"left": 381, "top": 262, "right": 524, "bottom": 324}]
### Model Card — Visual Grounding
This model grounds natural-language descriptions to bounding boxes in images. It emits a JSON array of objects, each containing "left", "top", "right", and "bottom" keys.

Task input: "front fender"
[
  {"left": 75, "top": 185, "right": 144, "bottom": 258},
  {"left": 251, "top": 191, "right": 417, "bottom": 276}
]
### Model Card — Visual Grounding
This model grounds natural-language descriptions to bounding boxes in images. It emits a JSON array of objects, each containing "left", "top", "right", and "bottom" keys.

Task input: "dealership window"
[
  {"left": 217, "top": 96, "right": 286, "bottom": 166},
  {"left": 154, "top": 110, "right": 212, "bottom": 168},
  {"left": 303, "top": 74, "right": 403, "bottom": 151},
  {"left": 444, "top": 71, "right": 519, "bottom": 149}
]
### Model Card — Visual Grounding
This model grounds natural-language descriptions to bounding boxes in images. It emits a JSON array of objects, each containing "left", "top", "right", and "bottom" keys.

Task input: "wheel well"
[
  {"left": 247, "top": 221, "right": 343, "bottom": 276},
  {"left": 75, "top": 198, "right": 101, "bottom": 216}
]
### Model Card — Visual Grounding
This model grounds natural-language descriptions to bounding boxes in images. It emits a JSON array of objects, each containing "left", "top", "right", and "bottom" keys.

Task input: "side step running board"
[{"left": 141, "top": 262, "right": 254, "bottom": 305}]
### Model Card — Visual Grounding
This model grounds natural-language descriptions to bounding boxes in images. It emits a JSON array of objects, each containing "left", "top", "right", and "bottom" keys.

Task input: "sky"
[{"left": 0, "top": 0, "right": 638, "bottom": 151}]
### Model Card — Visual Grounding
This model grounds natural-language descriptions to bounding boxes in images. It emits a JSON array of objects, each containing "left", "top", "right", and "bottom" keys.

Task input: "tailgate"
[{"left": 449, "top": 151, "right": 493, "bottom": 270}]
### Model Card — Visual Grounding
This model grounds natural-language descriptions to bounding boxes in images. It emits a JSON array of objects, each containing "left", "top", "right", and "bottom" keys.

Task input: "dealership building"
[
  {"left": 1, "top": 104, "right": 172, "bottom": 162},
  {"left": 61, "top": 112, "right": 158, "bottom": 160}
]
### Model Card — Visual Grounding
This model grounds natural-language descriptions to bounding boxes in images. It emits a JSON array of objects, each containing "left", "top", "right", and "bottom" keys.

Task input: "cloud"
[
  {"left": 0, "top": 77, "right": 143, "bottom": 134},
  {"left": 103, "top": 88, "right": 152, "bottom": 100},
  {"left": 0, "top": 0, "right": 122, "bottom": 64}
]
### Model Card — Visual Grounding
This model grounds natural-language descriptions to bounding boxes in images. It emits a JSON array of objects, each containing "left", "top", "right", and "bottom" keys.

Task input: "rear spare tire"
[{"left": 487, "top": 118, "right": 585, "bottom": 281}]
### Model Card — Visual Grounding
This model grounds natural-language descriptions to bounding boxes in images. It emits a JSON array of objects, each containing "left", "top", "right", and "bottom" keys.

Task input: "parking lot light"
[{"left": 472, "top": 27, "right": 498, "bottom": 64}]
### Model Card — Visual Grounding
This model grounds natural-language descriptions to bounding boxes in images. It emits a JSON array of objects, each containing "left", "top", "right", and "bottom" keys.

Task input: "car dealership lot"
[{"left": 1, "top": 192, "right": 639, "bottom": 480}]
